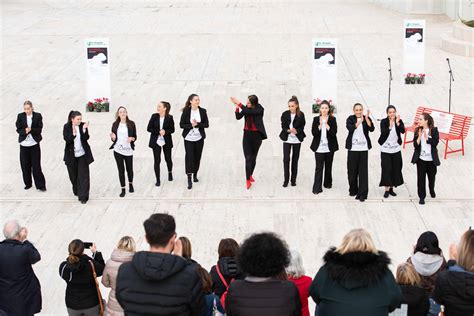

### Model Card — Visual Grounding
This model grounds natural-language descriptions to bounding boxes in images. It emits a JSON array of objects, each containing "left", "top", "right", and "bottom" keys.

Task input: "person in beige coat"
[{"left": 101, "top": 236, "right": 136, "bottom": 316}]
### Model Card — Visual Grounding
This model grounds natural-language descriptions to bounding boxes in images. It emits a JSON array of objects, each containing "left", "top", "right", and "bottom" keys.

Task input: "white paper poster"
[
  {"left": 312, "top": 39, "right": 337, "bottom": 109},
  {"left": 85, "top": 38, "right": 111, "bottom": 106},
  {"left": 403, "top": 20, "right": 425, "bottom": 75},
  {"left": 430, "top": 111, "right": 453, "bottom": 134}
]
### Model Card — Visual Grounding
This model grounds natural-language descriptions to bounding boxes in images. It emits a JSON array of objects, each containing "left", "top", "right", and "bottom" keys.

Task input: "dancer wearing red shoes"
[{"left": 230, "top": 95, "right": 267, "bottom": 189}]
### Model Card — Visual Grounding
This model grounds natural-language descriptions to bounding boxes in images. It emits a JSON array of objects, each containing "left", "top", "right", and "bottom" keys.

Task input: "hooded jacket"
[
  {"left": 102, "top": 249, "right": 135, "bottom": 316},
  {"left": 407, "top": 252, "right": 447, "bottom": 295},
  {"left": 115, "top": 251, "right": 205, "bottom": 316},
  {"left": 309, "top": 248, "right": 402, "bottom": 316},
  {"left": 210, "top": 256, "right": 244, "bottom": 297},
  {"left": 399, "top": 284, "right": 430, "bottom": 316}
]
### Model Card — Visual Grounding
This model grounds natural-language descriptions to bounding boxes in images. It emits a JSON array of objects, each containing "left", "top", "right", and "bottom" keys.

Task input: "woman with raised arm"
[{"left": 231, "top": 95, "right": 267, "bottom": 190}]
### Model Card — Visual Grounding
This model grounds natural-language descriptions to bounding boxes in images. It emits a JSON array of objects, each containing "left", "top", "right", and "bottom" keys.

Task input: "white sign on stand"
[
  {"left": 312, "top": 38, "right": 337, "bottom": 111},
  {"left": 431, "top": 111, "right": 454, "bottom": 134},
  {"left": 403, "top": 20, "right": 425, "bottom": 76},
  {"left": 85, "top": 38, "right": 111, "bottom": 106}
]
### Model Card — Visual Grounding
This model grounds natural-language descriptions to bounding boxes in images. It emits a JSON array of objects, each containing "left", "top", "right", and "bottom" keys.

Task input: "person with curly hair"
[{"left": 225, "top": 232, "right": 301, "bottom": 316}]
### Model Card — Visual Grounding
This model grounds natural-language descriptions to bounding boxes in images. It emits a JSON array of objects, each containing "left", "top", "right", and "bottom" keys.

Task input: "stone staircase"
[{"left": 441, "top": 20, "right": 474, "bottom": 57}]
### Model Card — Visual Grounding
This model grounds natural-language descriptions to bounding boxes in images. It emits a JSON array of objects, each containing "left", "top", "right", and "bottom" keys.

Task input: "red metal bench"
[{"left": 403, "top": 106, "right": 472, "bottom": 159}]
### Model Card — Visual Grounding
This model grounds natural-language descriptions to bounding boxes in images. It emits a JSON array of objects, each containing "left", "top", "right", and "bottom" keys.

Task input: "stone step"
[
  {"left": 453, "top": 20, "right": 474, "bottom": 42},
  {"left": 440, "top": 31, "right": 474, "bottom": 57}
]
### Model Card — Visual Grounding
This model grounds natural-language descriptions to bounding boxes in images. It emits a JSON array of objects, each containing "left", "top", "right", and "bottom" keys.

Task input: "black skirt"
[{"left": 379, "top": 151, "right": 404, "bottom": 187}]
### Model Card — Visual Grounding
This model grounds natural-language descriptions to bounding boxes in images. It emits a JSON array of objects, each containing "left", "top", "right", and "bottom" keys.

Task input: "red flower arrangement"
[{"left": 86, "top": 98, "right": 110, "bottom": 112}]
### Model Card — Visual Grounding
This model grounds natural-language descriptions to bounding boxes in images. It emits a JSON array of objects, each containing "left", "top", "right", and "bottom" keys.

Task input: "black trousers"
[
  {"left": 243, "top": 131, "right": 262, "bottom": 180},
  {"left": 152, "top": 145, "right": 173, "bottom": 181},
  {"left": 416, "top": 160, "right": 437, "bottom": 199},
  {"left": 19, "top": 144, "right": 46, "bottom": 189},
  {"left": 379, "top": 151, "right": 404, "bottom": 187},
  {"left": 184, "top": 139, "right": 204, "bottom": 175},
  {"left": 113, "top": 151, "right": 134, "bottom": 187},
  {"left": 283, "top": 143, "right": 301, "bottom": 183},
  {"left": 66, "top": 155, "right": 90, "bottom": 201},
  {"left": 313, "top": 151, "right": 335, "bottom": 192},
  {"left": 347, "top": 150, "right": 369, "bottom": 199}
]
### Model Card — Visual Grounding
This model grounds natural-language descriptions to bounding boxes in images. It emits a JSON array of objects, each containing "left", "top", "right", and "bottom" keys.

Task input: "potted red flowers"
[
  {"left": 405, "top": 73, "right": 425, "bottom": 84},
  {"left": 312, "top": 98, "right": 336, "bottom": 114},
  {"left": 86, "top": 98, "right": 110, "bottom": 112}
]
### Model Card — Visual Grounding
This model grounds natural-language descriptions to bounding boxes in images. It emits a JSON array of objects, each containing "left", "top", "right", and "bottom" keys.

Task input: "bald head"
[{"left": 3, "top": 220, "right": 21, "bottom": 240}]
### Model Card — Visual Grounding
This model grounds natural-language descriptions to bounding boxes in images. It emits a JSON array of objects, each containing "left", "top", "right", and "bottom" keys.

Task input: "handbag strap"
[
  {"left": 215, "top": 263, "right": 229, "bottom": 288},
  {"left": 89, "top": 260, "right": 105, "bottom": 316}
]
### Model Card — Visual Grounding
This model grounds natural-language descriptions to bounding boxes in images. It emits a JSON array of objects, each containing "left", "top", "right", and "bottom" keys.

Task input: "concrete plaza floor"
[{"left": 1, "top": 0, "right": 473, "bottom": 314}]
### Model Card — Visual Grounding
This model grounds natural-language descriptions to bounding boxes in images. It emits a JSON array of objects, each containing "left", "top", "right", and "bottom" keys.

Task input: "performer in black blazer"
[
  {"left": 345, "top": 103, "right": 375, "bottom": 202},
  {"left": 110, "top": 106, "right": 137, "bottom": 197},
  {"left": 15, "top": 100, "right": 46, "bottom": 191},
  {"left": 147, "top": 101, "right": 175, "bottom": 187},
  {"left": 378, "top": 105, "right": 405, "bottom": 198},
  {"left": 180, "top": 94, "right": 209, "bottom": 189},
  {"left": 231, "top": 95, "right": 267, "bottom": 189},
  {"left": 279, "top": 95, "right": 306, "bottom": 187},
  {"left": 310, "top": 100, "right": 339, "bottom": 194},
  {"left": 63, "top": 111, "right": 94, "bottom": 204},
  {"left": 411, "top": 112, "right": 440, "bottom": 205}
]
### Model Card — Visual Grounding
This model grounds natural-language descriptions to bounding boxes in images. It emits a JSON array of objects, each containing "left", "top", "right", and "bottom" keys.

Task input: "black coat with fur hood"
[{"left": 309, "top": 248, "right": 402, "bottom": 316}]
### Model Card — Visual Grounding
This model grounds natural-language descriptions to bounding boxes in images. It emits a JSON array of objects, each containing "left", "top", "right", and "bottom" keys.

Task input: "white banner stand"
[
  {"left": 312, "top": 38, "right": 337, "bottom": 113},
  {"left": 85, "top": 38, "right": 111, "bottom": 111}
]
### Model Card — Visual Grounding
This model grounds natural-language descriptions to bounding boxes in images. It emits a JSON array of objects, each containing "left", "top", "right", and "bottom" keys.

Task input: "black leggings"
[
  {"left": 243, "top": 131, "right": 263, "bottom": 180},
  {"left": 152, "top": 145, "right": 173, "bottom": 181},
  {"left": 114, "top": 151, "right": 134, "bottom": 187},
  {"left": 416, "top": 160, "right": 437, "bottom": 199},
  {"left": 184, "top": 139, "right": 204, "bottom": 175},
  {"left": 347, "top": 150, "right": 369, "bottom": 199},
  {"left": 283, "top": 143, "right": 301, "bottom": 183},
  {"left": 66, "top": 155, "right": 90, "bottom": 201},
  {"left": 20, "top": 144, "right": 46, "bottom": 189}
]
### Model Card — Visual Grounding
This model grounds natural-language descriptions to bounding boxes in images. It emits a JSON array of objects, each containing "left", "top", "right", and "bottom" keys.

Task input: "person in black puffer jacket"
[
  {"left": 209, "top": 238, "right": 244, "bottom": 297},
  {"left": 226, "top": 232, "right": 301, "bottom": 316},
  {"left": 116, "top": 213, "right": 205, "bottom": 316},
  {"left": 433, "top": 229, "right": 474, "bottom": 316},
  {"left": 59, "top": 239, "right": 105, "bottom": 315},
  {"left": 396, "top": 262, "right": 429, "bottom": 316}
]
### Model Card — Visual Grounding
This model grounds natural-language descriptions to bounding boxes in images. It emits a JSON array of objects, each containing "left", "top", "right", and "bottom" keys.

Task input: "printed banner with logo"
[
  {"left": 86, "top": 38, "right": 111, "bottom": 110},
  {"left": 403, "top": 20, "right": 425, "bottom": 77},
  {"left": 312, "top": 39, "right": 337, "bottom": 113}
]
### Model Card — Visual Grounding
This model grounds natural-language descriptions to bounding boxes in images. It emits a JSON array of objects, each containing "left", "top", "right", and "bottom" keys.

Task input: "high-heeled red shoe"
[
  {"left": 249, "top": 175, "right": 255, "bottom": 183},
  {"left": 246, "top": 180, "right": 252, "bottom": 189}
]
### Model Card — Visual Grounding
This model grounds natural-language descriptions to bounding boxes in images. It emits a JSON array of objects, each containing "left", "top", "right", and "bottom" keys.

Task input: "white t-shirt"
[
  {"left": 114, "top": 123, "right": 133, "bottom": 156},
  {"left": 74, "top": 126, "right": 86, "bottom": 157},
  {"left": 20, "top": 115, "right": 38, "bottom": 147},
  {"left": 317, "top": 119, "right": 330, "bottom": 153},
  {"left": 420, "top": 128, "right": 433, "bottom": 161},
  {"left": 381, "top": 125, "right": 401, "bottom": 154},
  {"left": 285, "top": 113, "right": 300, "bottom": 144},
  {"left": 351, "top": 120, "right": 368, "bottom": 151},
  {"left": 156, "top": 116, "right": 166, "bottom": 146},
  {"left": 185, "top": 109, "right": 202, "bottom": 142}
]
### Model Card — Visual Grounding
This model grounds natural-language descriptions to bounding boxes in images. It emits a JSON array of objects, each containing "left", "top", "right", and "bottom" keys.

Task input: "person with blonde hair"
[
  {"left": 179, "top": 236, "right": 197, "bottom": 264},
  {"left": 396, "top": 262, "right": 429, "bottom": 316},
  {"left": 309, "top": 229, "right": 402, "bottom": 316},
  {"left": 102, "top": 236, "right": 137, "bottom": 316},
  {"left": 433, "top": 229, "right": 474, "bottom": 316},
  {"left": 287, "top": 250, "right": 312, "bottom": 316}
]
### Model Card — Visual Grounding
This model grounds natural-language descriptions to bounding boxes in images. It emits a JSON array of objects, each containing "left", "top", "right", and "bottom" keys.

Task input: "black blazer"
[
  {"left": 16, "top": 112, "right": 43, "bottom": 143},
  {"left": 63, "top": 122, "right": 94, "bottom": 166},
  {"left": 147, "top": 113, "right": 175, "bottom": 148},
  {"left": 310, "top": 115, "right": 339, "bottom": 152},
  {"left": 109, "top": 120, "right": 137, "bottom": 150},
  {"left": 411, "top": 127, "right": 440, "bottom": 166},
  {"left": 378, "top": 118, "right": 405, "bottom": 146},
  {"left": 235, "top": 103, "right": 268, "bottom": 140},
  {"left": 180, "top": 107, "right": 209, "bottom": 139},
  {"left": 279, "top": 110, "right": 306, "bottom": 142},
  {"left": 345, "top": 115, "right": 375, "bottom": 150}
]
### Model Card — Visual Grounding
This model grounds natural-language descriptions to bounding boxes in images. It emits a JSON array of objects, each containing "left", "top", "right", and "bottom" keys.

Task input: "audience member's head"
[
  {"left": 457, "top": 229, "right": 474, "bottom": 272},
  {"left": 3, "top": 220, "right": 21, "bottom": 240},
  {"left": 67, "top": 239, "right": 85, "bottom": 264},
  {"left": 238, "top": 232, "right": 290, "bottom": 278},
  {"left": 196, "top": 266, "right": 213, "bottom": 294},
  {"left": 396, "top": 262, "right": 421, "bottom": 286},
  {"left": 218, "top": 238, "right": 239, "bottom": 258},
  {"left": 286, "top": 249, "right": 305, "bottom": 279},
  {"left": 414, "top": 231, "right": 442, "bottom": 255},
  {"left": 179, "top": 236, "right": 192, "bottom": 259},
  {"left": 117, "top": 236, "right": 136, "bottom": 253},
  {"left": 143, "top": 213, "right": 176, "bottom": 250},
  {"left": 336, "top": 228, "right": 378, "bottom": 254}
]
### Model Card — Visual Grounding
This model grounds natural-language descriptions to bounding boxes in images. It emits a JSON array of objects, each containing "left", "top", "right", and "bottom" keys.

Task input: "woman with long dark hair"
[
  {"left": 310, "top": 100, "right": 338, "bottom": 194},
  {"left": 411, "top": 113, "right": 440, "bottom": 205},
  {"left": 230, "top": 95, "right": 267, "bottom": 189},
  {"left": 147, "top": 101, "right": 175, "bottom": 187},
  {"left": 345, "top": 103, "right": 374, "bottom": 202},
  {"left": 378, "top": 105, "right": 405, "bottom": 198},
  {"left": 15, "top": 100, "right": 46, "bottom": 191},
  {"left": 279, "top": 95, "right": 306, "bottom": 187},
  {"left": 63, "top": 111, "right": 94, "bottom": 204},
  {"left": 180, "top": 94, "right": 209, "bottom": 189},
  {"left": 110, "top": 106, "right": 137, "bottom": 197}
]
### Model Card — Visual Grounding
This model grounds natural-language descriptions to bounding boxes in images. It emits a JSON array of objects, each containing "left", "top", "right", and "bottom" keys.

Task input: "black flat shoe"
[
  {"left": 389, "top": 188, "right": 397, "bottom": 196},
  {"left": 313, "top": 189, "right": 323, "bottom": 195},
  {"left": 419, "top": 199, "right": 425, "bottom": 205},
  {"left": 282, "top": 182, "right": 288, "bottom": 188},
  {"left": 193, "top": 175, "right": 199, "bottom": 183},
  {"left": 38, "top": 188, "right": 47, "bottom": 192},
  {"left": 383, "top": 191, "right": 390, "bottom": 198},
  {"left": 324, "top": 185, "right": 332, "bottom": 189},
  {"left": 24, "top": 185, "right": 32, "bottom": 190},
  {"left": 168, "top": 172, "right": 173, "bottom": 181},
  {"left": 291, "top": 182, "right": 296, "bottom": 187},
  {"left": 430, "top": 192, "right": 436, "bottom": 198},
  {"left": 349, "top": 192, "right": 357, "bottom": 197},
  {"left": 187, "top": 176, "right": 193, "bottom": 190},
  {"left": 155, "top": 181, "right": 161, "bottom": 187},
  {"left": 80, "top": 200, "right": 87, "bottom": 204},
  {"left": 120, "top": 189, "right": 126, "bottom": 198},
  {"left": 129, "top": 184, "right": 134, "bottom": 193},
  {"left": 359, "top": 197, "right": 366, "bottom": 202}
]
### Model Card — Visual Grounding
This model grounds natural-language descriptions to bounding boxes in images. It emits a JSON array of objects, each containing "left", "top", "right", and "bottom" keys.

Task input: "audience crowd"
[{"left": 0, "top": 215, "right": 473, "bottom": 316}]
